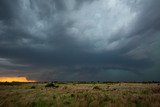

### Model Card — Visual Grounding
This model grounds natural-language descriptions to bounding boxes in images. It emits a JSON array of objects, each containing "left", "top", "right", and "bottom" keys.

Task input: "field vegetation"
[{"left": 0, "top": 82, "right": 160, "bottom": 107}]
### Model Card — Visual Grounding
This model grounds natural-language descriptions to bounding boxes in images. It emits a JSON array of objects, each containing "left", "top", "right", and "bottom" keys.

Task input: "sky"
[{"left": 0, "top": 0, "right": 160, "bottom": 82}]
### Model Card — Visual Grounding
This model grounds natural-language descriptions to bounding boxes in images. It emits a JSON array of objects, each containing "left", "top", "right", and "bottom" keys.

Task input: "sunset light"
[{"left": 0, "top": 77, "right": 36, "bottom": 82}]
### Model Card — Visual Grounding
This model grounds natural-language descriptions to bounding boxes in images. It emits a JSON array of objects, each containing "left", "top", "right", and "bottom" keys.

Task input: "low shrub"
[
  {"left": 71, "top": 94, "right": 75, "bottom": 97},
  {"left": 152, "top": 87, "right": 160, "bottom": 93},
  {"left": 93, "top": 86, "right": 101, "bottom": 90},
  {"left": 0, "top": 82, "right": 22, "bottom": 86},
  {"left": 62, "top": 86, "right": 68, "bottom": 90},
  {"left": 53, "top": 95, "right": 56, "bottom": 99},
  {"left": 31, "top": 86, "right": 36, "bottom": 89},
  {"left": 45, "top": 82, "right": 59, "bottom": 88}
]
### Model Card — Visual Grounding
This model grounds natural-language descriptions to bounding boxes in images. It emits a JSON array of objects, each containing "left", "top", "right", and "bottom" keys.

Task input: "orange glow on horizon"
[{"left": 0, "top": 77, "right": 36, "bottom": 82}]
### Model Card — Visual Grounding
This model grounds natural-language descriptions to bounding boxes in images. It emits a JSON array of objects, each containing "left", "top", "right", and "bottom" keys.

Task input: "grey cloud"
[{"left": 0, "top": 0, "right": 160, "bottom": 81}]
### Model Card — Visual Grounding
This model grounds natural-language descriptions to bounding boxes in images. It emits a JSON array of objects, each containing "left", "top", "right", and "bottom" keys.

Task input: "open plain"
[{"left": 0, "top": 82, "right": 160, "bottom": 107}]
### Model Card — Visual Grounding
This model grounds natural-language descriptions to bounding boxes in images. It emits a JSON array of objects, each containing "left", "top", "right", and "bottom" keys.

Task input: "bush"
[
  {"left": 71, "top": 94, "right": 75, "bottom": 97},
  {"left": 63, "top": 101, "right": 70, "bottom": 105},
  {"left": 93, "top": 86, "right": 101, "bottom": 90},
  {"left": 45, "top": 82, "right": 59, "bottom": 88},
  {"left": 62, "top": 86, "right": 68, "bottom": 90},
  {"left": 0, "top": 82, "right": 22, "bottom": 86},
  {"left": 53, "top": 95, "right": 56, "bottom": 99},
  {"left": 31, "top": 86, "right": 36, "bottom": 89},
  {"left": 152, "top": 87, "right": 160, "bottom": 93}
]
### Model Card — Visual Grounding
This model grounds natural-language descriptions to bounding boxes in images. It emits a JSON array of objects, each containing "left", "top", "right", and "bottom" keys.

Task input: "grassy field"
[{"left": 0, "top": 82, "right": 160, "bottom": 107}]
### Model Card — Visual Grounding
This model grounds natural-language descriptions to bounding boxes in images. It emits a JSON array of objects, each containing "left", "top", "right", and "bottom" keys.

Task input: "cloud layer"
[{"left": 0, "top": 0, "right": 160, "bottom": 81}]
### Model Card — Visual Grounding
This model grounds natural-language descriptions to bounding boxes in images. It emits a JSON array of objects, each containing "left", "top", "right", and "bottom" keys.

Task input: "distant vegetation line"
[{"left": 0, "top": 81, "right": 160, "bottom": 86}]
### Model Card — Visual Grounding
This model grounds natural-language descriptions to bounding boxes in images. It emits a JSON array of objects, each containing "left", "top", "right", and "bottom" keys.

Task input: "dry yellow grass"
[{"left": 0, "top": 82, "right": 160, "bottom": 107}]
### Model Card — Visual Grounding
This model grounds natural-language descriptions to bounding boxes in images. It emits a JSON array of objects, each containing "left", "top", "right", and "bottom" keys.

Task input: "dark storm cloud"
[
  {"left": 0, "top": 0, "right": 160, "bottom": 81},
  {"left": 0, "top": 0, "right": 14, "bottom": 20}
]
